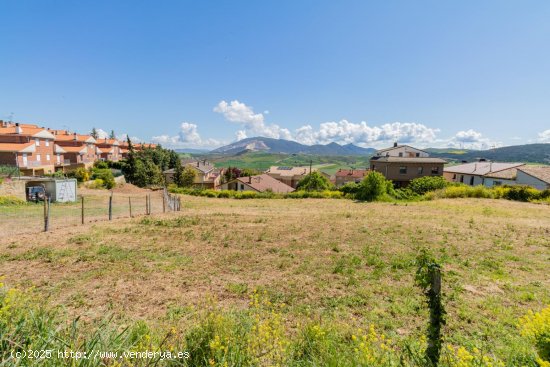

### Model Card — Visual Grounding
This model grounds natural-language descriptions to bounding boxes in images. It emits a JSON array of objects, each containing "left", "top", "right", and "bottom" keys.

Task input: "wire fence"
[{"left": 0, "top": 189, "right": 181, "bottom": 236}]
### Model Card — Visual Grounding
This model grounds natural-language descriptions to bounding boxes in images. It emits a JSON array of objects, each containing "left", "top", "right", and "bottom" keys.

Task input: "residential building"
[
  {"left": 370, "top": 143, "right": 446, "bottom": 187},
  {"left": 0, "top": 123, "right": 57, "bottom": 175},
  {"left": 95, "top": 138, "right": 122, "bottom": 161},
  {"left": 218, "top": 174, "right": 295, "bottom": 193},
  {"left": 163, "top": 160, "right": 223, "bottom": 189},
  {"left": 443, "top": 162, "right": 525, "bottom": 187},
  {"left": 373, "top": 143, "right": 430, "bottom": 158},
  {"left": 334, "top": 169, "right": 369, "bottom": 187},
  {"left": 516, "top": 166, "right": 550, "bottom": 190},
  {"left": 53, "top": 131, "right": 98, "bottom": 169},
  {"left": 265, "top": 166, "right": 329, "bottom": 188}
]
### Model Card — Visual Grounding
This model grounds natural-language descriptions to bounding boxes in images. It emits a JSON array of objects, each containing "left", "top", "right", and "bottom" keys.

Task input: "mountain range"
[
  {"left": 209, "top": 137, "right": 375, "bottom": 156},
  {"left": 206, "top": 137, "right": 550, "bottom": 164}
]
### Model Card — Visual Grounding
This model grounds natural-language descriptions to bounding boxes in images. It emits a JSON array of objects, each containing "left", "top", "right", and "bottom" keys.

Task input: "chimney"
[
  {"left": 248, "top": 176, "right": 252, "bottom": 184},
  {"left": 393, "top": 142, "right": 398, "bottom": 147},
  {"left": 73, "top": 132, "right": 77, "bottom": 141},
  {"left": 15, "top": 123, "right": 23, "bottom": 134},
  {"left": 196, "top": 161, "right": 199, "bottom": 167}
]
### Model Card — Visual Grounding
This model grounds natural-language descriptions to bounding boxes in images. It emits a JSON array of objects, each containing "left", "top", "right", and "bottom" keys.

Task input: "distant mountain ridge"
[
  {"left": 427, "top": 144, "right": 550, "bottom": 164},
  {"left": 210, "top": 137, "right": 375, "bottom": 156}
]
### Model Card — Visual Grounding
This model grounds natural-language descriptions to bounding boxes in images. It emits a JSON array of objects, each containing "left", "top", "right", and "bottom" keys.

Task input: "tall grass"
[{"left": 1, "top": 284, "right": 543, "bottom": 366}]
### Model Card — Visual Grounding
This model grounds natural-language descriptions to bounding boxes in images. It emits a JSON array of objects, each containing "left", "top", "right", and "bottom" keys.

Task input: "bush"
[
  {"left": 87, "top": 178, "right": 105, "bottom": 189},
  {"left": 68, "top": 167, "right": 90, "bottom": 182},
  {"left": 0, "top": 195, "right": 27, "bottom": 206},
  {"left": 296, "top": 172, "right": 333, "bottom": 192},
  {"left": 519, "top": 305, "right": 550, "bottom": 363},
  {"left": 408, "top": 176, "right": 448, "bottom": 195},
  {"left": 339, "top": 182, "right": 360, "bottom": 196},
  {"left": 91, "top": 168, "right": 116, "bottom": 189},
  {"left": 93, "top": 160, "right": 109, "bottom": 169},
  {"left": 502, "top": 185, "right": 541, "bottom": 202},
  {"left": 355, "top": 171, "right": 393, "bottom": 202}
]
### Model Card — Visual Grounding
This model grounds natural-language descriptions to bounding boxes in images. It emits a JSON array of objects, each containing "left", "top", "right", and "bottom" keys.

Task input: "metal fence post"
[
  {"left": 81, "top": 196, "right": 84, "bottom": 224},
  {"left": 129, "top": 196, "right": 132, "bottom": 218}
]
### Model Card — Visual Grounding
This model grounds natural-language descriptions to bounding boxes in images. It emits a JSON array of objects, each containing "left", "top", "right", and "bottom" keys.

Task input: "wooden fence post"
[
  {"left": 149, "top": 194, "right": 152, "bottom": 214},
  {"left": 108, "top": 192, "right": 113, "bottom": 220},
  {"left": 81, "top": 196, "right": 84, "bottom": 224},
  {"left": 163, "top": 194, "right": 166, "bottom": 213},
  {"left": 129, "top": 196, "right": 132, "bottom": 218},
  {"left": 43, "top": 195, "right": 50, "bottom": 232},
  {"left": 145, "top": 195, "right": 149, "bottom": 215}
]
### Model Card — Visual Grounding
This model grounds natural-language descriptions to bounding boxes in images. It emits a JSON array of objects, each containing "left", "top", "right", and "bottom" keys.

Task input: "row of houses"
[
  {"left": 0, "top": 121, "right": 155, "bottom": 176},
  {"left": 164, "top": 142, "right": 549, "bottom": 193}
]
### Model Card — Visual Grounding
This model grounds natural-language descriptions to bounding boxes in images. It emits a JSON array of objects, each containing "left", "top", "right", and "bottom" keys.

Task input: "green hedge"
[{"left": 168, "top": 185, "right": 344, "bottom": 200}]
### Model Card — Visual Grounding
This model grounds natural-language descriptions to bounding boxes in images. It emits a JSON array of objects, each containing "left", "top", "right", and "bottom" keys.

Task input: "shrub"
[
  {"left": 339, "top": 182, "right": 360, "bottom": 196},
  {"left": 0, "top": 195, "right": 26, "bottom": 206},
  {"left": 296, "top": 172, "right": 333, "bottom": 192},
  {"left": 91, "top": 168, "right": 115, "bottom": 189},
  {"left": 355, "top": 171, "right": 393, "bottom": 202},
  {"left": 87, "top": 178, "right": 105, "bottom": 189},
  {"left": 519, "top": 305, "right": 550, "bottom": 363},
  {"left": 93, "top": 160, "right": 109, "bottom": 169},
  {"left": 502, "top": 185, "right": 541, "bottom": 202},
  {"left": 68, "top": 167, "right": 90, "bottom": 182},
  {"left": 408, "top": 176, "right": 448, "bottom": 195}
]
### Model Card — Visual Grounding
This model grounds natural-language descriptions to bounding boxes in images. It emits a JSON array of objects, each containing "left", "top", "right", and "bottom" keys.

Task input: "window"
[
  {"left": 399, "top": 166, "right": 407, "bottom": 174},
  {"left": 416, "top": 153, "right": 420, "bottom": 157},
  {"left": 494, "top": 180, "right": 502, "bottom": 186},
  {"left": 452, "top": 174, "right": 456, "bottom": 180},
  {"left": 460, "top": 175, "right": 464, "bottom": 183},
  {"left": 45, "top": 140, "right": 50, "bottom": 147},
  {"left": 240, "top": 184, "right": 244, "bottom": 190},
  {"left": 417, "top": 167, "right": 423, "bottom": 175},
  {"left": 431, "top": 167, "right": 439, "bottom": 174},
  {"left": 35, "top": 139, "right": 40, "bottom": 146},
  {"left": 398, "top": 152, "right": 403, "bottom": 157},
  {"left": 469, "top": 176, "right": 474, "bottom": 185},
  {"left": 46, "top": 154, "right": 50, "bottom": 161},
  {"left": 36, "top": 154, "right": 41, "bottom": 161}
]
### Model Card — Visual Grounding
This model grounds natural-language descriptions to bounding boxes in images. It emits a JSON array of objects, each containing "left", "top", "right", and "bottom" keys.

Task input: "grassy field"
[{"left": 1, "top": 196, "right": 549, "bottom": 365}]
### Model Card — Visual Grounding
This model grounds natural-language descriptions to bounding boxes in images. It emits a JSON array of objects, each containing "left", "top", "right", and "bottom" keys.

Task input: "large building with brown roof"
[
  {"left": 218, "top": 173, "right": 295, "bottom": 193},
  {"left": 0, "top": 122, "right": 58, "bottom": 175},
  {"left": 516, "top": 166, "right": 550, "bottom": 190},
  {"left": 443, "top": 162, "right": 525, "bottom": 187},
  {"left": 370, "top": 143, "right": 446, "bottom": 187}
]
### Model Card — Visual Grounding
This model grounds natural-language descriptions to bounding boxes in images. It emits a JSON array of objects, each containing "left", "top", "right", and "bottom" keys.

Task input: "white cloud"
[
  {"left": 214, "top": 100, "right": 291, "bottom": 140},
  {"left": 151, "top": 122, "right": 221, "bottom": 148},
  {"left": 95, "top": 128, "right": 109, "bottom": 139},
  {"left": 235, "top": 130, "right": 248, "bottom": 141},
  {"left": 446, "top": 129, "right": 501, "bottom": 150},
  {"left": 538, "top": 129, "right": 550, "bottom": 143},
  {"left": 291, "top": 120, "right": 439, "bottom": 147},
  {"left": 92, "top": 128, "right": 141, "bottom": 143}
]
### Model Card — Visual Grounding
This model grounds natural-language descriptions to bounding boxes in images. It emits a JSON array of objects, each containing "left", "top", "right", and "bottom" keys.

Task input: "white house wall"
[{"left": 516, "top": 171, "right": 549, "bottom": 190}]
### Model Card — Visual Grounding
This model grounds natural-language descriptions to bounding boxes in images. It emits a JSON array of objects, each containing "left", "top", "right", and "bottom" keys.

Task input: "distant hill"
[
  {"left": 175, "top": 148, "right": 210, "bottom": 154},
  {"left": 427, "top": 144, "right": 550, "bottom": 164},
  {"left": 210, "top": 137, "right": 375, "bottom": 156}
]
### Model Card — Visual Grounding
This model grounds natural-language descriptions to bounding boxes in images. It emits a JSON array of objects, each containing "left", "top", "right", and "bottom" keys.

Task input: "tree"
[
  {"left": 296, "top": 171, "right": 332, "bottom": 191},
  {"left": 109, "top": 130, "right": 116, "bottom": 139},
  {"left": 355, "top": 171, "right": 393, "bottom": 201},
  {"left": 173, "top": 162, "right": 195, "bottom": 187},
  {"left": 180, "top": 166, "right": 196, "bottom": 188},
  {"left": 91, "top": 127, "right": 99, "bottom": 139},
  {"left": 408, "top": 176, "right": 448, "bottom": 196}
]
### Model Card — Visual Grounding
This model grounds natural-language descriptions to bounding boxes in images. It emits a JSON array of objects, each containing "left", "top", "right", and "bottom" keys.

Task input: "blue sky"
[{"left": 1, "top": 0, "right": 549, "bottom": 149}]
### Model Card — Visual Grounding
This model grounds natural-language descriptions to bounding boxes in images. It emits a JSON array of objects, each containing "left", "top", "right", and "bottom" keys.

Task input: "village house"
[
  {"left": 53, "top": 131, "right": 98, "bottom": 169},
  {"left": 218, "top": 173, "right": 295, "bottom": 193},
  {"left": 334, "top": 169, "right": 369, "bottom": 187},
  {"left": 444, "top": 161, "right": 550, "bottom": 189},
  {"left": 163, "top": 160, "right": 223, "bottom": 189},
  {"left": 0, "top": 122, "right": 59, "bottom": 175},
  {"left": 265, "top": 166, "right": 330, "bottom": 188},
  {"left": 95, "top": 138, "right": 122, "bottom": 161},
  {"left": 516, "top": 166, "right": 550, "bottom": 190},
  {"left": 370, "top": 143, "right": 446, "bottom": 187}
]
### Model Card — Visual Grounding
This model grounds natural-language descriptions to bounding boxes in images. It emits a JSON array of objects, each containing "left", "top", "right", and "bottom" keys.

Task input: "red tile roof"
[{"left": 335, "top": 169, "right": 369, "bottom": 178}]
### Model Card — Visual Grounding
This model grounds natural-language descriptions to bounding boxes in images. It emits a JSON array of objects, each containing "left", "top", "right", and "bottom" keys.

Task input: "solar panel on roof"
[{"left": 277, "top": 166, "right": 292, "bottom": 170}]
